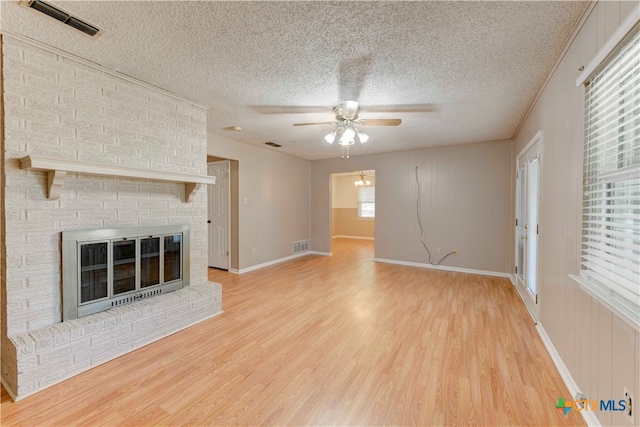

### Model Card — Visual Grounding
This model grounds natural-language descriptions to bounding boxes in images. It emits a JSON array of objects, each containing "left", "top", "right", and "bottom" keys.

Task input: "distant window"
[
  {"left": 579, "top": 29, "right": 639, "bottom": 327},
  {"left": 358, "top": 187, "right": 375, "bottom": 218}
]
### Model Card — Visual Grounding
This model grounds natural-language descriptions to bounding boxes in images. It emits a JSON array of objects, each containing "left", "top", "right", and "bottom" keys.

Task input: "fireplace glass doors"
[
  {"left": 80, "top": 242, "right": 108, "bottom": 303},
  {"left": 140, "top": 237, "right": 161, "bottom": 288},
  {"left": 63, "top": 225, "right": 190, "bottom": 320}
]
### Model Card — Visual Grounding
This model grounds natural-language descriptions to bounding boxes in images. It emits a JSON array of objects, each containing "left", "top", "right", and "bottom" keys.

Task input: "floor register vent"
[{"left": 21, "top": 0, "right": 103, "bottom": 37}]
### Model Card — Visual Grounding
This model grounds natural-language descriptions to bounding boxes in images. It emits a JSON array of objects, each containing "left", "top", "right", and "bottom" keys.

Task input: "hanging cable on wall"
[{"left": 415, "top": 166, "right": 456, "bottom": 265}]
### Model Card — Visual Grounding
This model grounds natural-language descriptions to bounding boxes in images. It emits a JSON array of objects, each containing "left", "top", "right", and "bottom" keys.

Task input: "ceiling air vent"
[
  {"left": 264, "top": 142, "right": 282, "bottom": 148},
  {"left": 22, "top": 0, "right": 102, "bottom": 37}
]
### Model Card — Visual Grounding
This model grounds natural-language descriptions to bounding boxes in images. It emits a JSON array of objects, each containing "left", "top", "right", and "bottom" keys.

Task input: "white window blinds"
[
  {"left": 581, "top": 28, "right": 640, "bottom": 327},
  {"left": 358, "top": 187, "right": 375, "bottom": 218}
]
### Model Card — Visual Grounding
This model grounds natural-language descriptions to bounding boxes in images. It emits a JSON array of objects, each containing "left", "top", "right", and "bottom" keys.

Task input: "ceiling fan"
[
  {"left": 293, "top": 100, "right": 401, "bottom": 158},
  {"left": 293, "top": 100, "right": 402, "bottom": 128},
  {"left": 248, "top": 56, "right": 436, "bottom": 158}
]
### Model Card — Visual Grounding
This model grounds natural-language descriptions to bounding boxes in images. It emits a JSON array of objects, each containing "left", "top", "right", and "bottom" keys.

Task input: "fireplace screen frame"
[{"left": 62, "top": 224, "right": 190, "bottom": 321}]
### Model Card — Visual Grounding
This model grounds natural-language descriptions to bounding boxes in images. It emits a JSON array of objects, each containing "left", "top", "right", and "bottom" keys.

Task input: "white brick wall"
[{"left": 1, "top": 36, "right": 221, "bottom": 399}]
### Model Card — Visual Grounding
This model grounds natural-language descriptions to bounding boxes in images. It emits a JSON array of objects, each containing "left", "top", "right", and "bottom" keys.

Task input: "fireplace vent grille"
[{"left": 111, "top": 288, "right": 162, "bottom": 307}]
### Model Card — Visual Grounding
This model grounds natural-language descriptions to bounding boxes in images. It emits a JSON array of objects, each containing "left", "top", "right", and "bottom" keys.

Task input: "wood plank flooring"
[{"left": 1, "top": 238, "right": 584, "bottom": 426}]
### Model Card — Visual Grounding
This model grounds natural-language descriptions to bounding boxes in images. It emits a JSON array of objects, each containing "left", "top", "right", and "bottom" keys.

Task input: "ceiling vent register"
[{"left": 22, "top": 0, "right": 102, "bottom": 37}]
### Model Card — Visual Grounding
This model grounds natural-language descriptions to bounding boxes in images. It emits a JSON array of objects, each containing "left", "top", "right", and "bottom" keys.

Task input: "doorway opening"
[
  {"left": 330, "top": 170, "right": 376, "bottom": 253},
  {"left": 515, "top": 132, "right": 542, "bottom": 321}
]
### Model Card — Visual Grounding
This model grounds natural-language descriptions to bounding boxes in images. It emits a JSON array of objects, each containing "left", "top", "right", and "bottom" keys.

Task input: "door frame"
[
  {"left": 207, "top": 160, "right": 231, "bottom": 270},
  {"left": 515, "top": 131, "right": 543, "bottom": 322},
  {"left": 329, "top": 170, "right": 376, "bottom": 253}
]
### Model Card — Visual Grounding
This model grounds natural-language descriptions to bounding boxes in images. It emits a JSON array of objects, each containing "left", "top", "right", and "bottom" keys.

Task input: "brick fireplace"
[{"left": 0, "top": 35, "right": 222, "bottom": 400}]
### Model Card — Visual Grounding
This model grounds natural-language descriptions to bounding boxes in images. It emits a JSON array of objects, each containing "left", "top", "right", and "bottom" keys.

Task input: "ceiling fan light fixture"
[
  {"left": 340, "top": 127, "right": 356, "bottom": 146},
  {"left": 293, "top": 100, "right": 404, "bottom": 157},
  {"left": 357, "top": 131, "right": 369, "bottom": 143},
  {"left": 341, "top": 100, "right": 360, "bottom": 120},
  {"left": 324, "top": 131, "right": 337, "bottom": 144}
]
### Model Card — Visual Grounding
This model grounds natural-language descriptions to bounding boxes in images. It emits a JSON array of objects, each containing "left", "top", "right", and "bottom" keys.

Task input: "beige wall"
[
  {"left": 331, "top": 174, "right": 375, "bottom": 239},
  {"left": 332, "top": 209, "right": 375, "bottom": 238},
  {"left": 312, "top": 140, "right": 513, "bottom": 273},
  {"left": 513, "top": 1, "right": 639, "bottom": 426},
  {"left": 0, "top": 36, "right": 5, "bottom": 382},
  {"left": 331, "top": 174, "right": 376, "bottom": 208},
  {"left": 207, "top": 135, "right": 310, "bottom": 270},
  {"left": 332, "top": 175, "right": 354, "bottom": 208}
]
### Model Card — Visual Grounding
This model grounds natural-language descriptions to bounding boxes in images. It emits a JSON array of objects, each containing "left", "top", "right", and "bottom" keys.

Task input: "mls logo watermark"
[{"left": 555, "top": 397, "right": 629, "bottom": 416}]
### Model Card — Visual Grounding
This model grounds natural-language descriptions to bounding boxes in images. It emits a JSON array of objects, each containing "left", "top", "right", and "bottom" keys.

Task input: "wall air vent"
[
  {"left": 22, "top": 0, "right": 102, "bottom": 37},
  {"left": 264, "top": 142, "right": 282, "bottom": 148},
  {"left": 293, "top": 240, "right": 308, "bottom": 254}
]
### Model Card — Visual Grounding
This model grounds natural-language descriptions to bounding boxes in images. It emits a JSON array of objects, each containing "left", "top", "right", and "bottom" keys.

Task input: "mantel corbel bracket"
[
  {"left": 47, "top": 170, "right": 67, "bottom": 200},
  {"left": 185, "top": 183, "right": 201, "bottom": 203}
]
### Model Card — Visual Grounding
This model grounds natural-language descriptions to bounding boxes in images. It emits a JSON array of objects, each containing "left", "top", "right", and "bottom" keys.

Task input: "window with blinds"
[
  {"left": 581, "top": 28, "right": 639, "bottom": 327},
  {"left": 358, "top": 187, "right": 375, "bottom": 218}
]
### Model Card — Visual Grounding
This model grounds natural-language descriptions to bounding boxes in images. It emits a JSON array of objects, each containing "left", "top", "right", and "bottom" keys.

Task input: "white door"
[
  {"left": 515, "top": 134, "right": 541, "bottom": 320},
  {"left": 207, "top": 161, "right": 230, "bottom": 270}
]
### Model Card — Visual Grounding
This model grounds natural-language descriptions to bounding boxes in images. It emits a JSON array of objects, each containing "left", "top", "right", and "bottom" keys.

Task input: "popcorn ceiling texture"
[
  {"left": 0, "top": 36, "right": 220, "bottom": 399},
  {"left": 0, "top": 1, "right": 588, "bottom": 160}
]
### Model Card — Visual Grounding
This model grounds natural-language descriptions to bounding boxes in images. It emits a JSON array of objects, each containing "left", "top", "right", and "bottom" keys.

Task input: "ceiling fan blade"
[
  {"left": 359, "top": 119, "right": 402, "bottom": 126},
  {"left": 362, "top": 104, "right": 439, "bottom": 113},
  {"left": 293, "top": 122, "right": 336, "bottom": 127}
]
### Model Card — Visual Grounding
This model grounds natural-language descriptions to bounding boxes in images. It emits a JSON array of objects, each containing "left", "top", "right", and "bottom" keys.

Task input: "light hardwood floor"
[{"left": 1, "top": 238, "right": 584, "bottom": 426}]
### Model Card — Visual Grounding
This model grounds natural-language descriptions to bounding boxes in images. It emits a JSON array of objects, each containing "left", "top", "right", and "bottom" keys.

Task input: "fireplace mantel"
[{"left": 19, "top": 155, "right": 216, "bottom": 202}]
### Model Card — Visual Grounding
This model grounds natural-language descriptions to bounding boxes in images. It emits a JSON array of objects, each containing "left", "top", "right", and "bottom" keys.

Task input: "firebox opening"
[{"left": 62, "top": 224, "right": 191, "bottom": 321}]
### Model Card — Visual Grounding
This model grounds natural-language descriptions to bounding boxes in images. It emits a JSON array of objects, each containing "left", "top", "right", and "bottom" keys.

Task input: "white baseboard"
[
  {"left": 231, "top": 251, "right": 333, "bottom": 275},
  {"left": 332, "top": 235, "right": 375, "bottom": 240},
  {"left": 536, "top": 324, "right": 601, "bottom": 427},
  {"left": 373, "top": 258, "right": 511, "bottom": 279},
  {"left": 234, "top": 252, "right": 311, "bottom": 274},
  {"left": 509, "top": 274, "right": 516, "bottom": 286}
]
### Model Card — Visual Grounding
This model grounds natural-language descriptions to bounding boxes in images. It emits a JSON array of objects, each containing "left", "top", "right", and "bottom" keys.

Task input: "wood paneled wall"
[
  {"left": 312, "top": 140, "right": 513, "bottom": 274},
  {"left": 513, "top": 2, "right": 639, "bottom": 426}
]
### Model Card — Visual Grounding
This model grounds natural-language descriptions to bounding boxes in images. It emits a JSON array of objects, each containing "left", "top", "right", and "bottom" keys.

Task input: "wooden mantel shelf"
[{"left": 19, "top": 155, "right": 216, "bottom": 202}]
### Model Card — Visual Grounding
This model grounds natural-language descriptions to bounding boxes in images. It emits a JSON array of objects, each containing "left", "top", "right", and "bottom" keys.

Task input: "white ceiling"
[{"left": 0, "top": 1, "right": 588, "bottom": 160}]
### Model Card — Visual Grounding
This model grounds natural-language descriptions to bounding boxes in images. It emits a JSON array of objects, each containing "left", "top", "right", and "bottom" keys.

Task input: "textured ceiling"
[{"left": 0, "top": 1, "right": 588, "bottom": 160}]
